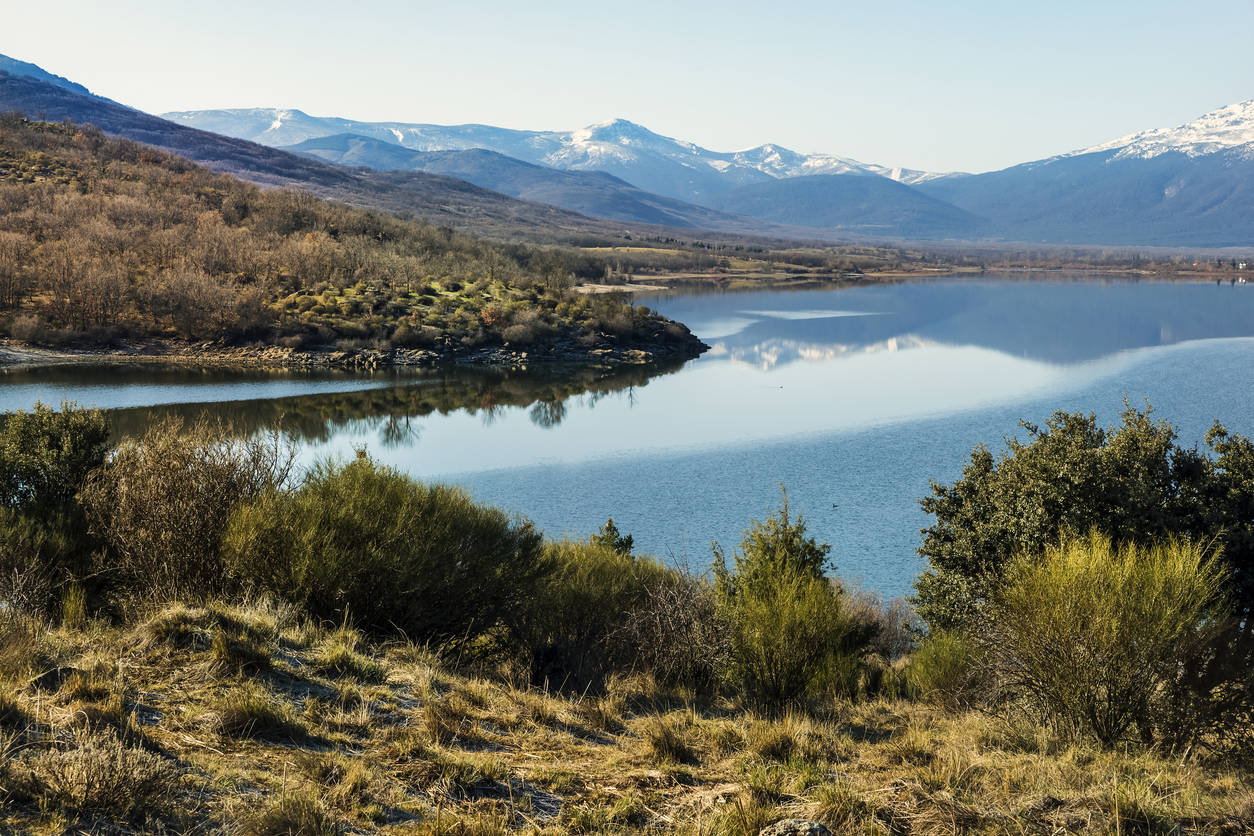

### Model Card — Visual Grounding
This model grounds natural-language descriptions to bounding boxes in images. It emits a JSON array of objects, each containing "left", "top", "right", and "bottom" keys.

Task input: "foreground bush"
[
  {"left": 903, "top": 629, "right": 983, "bottom": 709},
  {"left": 523, "top": 538, "right": 728, "bottom": 692},
  {"left": 82, "top": 418, "right": 294, "bottom": 601},
  {"left": 0, "top": 402, "right": 108, "bottom": 615},
  {"left": 523, "top": 540, "right": 674, "bottom": 689},
  {"left": 984, "top": 531, "right": 1242, "bottom": 749},
  {"left": 715, "top": 494, "right": 874, "bottom": 708},
  {"left": 223, "top": 453, "right": 545, "bottom": 653}
]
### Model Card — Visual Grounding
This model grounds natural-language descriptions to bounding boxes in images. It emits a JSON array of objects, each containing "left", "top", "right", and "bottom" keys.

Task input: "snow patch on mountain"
[
  {"left": 159, "top": 108, "right": 961, "bottom": 198},
  {"left": 1076, "top": 100, "right": 1254, "bottom": 159}
]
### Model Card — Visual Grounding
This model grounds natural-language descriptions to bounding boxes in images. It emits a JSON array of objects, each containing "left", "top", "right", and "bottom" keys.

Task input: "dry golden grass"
[{"left": 0, "top": 600, "right": 1249, "bottom": 835}]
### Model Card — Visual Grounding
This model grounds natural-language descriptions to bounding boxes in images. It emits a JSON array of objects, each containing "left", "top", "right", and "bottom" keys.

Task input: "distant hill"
[
  {"left": 0, "top": 115, "right": 704, "bottom": 362},
  {"left": 12, "top": 52, "right": 1254, "bottom": 247},
  {"left": 283, "top": 133, "right": 782, "bottom": 233},
  {"left": 710, "top": 174, "right": 988, "bottom": 239}
]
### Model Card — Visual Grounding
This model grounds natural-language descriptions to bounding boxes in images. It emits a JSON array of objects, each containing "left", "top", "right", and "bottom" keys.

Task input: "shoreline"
[
  {"left": 0, "top": 332, "right": 709, "bottom": 372},
  {"left": 580, "top": 264, "right": 1249, "bottom": 295}
]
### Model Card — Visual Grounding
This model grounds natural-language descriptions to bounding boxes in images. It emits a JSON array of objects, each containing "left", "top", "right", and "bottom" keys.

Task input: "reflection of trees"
[
  {"left": 101, "top": 359, "right": 688, "bottom": 446},
  {"left": 380, "top": 415, "right": 421, "bottom": 447},
  {"left": 529, "top": 399, "right": 566, "bottom": 429}
]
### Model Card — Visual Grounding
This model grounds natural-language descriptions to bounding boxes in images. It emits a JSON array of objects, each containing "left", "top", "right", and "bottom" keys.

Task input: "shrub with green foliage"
[
  {"left": 902, "top": 630, "right": 983, "bottom": 709},
  {"left": 916, "top": 403, "right": 1254, "bottom": 631},
  {"left": 590, "top": 517, "right": 634, "bottom": 556},
  {"left": 0, "top": 402, "right": 108, "bottom": 614},
  {"left": 714, "top": 493, "right": 874, "bottom": 708},
  {"left": 984, "top": 531, "right": 1245, "bottom": 750},
  {"left": 223, "top": 453, "right": 546, "bottom": 654},
  {"left": 0, "top": 402, "right": 110, "bottom": 516},
  {"left": 523, "top": 540, "right": 670, "bottom": 688},
  {"left": 519, "top": 537, "right": 727, "bottom": 691}
]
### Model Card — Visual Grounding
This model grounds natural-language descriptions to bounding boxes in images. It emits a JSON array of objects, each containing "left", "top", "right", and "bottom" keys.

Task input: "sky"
[{"left": 4, "top": 0, "right": 1253, "bottom": 173}]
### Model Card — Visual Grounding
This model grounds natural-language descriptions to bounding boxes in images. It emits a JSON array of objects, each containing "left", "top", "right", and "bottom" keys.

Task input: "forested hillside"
[{"left": 0, "top": 117, "right": 702, "bottom": 360}]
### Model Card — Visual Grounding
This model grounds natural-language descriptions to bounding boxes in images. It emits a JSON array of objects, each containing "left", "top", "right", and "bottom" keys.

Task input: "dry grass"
[{"left": 0, "top": 599, "right": 1250, "bottom": 835}]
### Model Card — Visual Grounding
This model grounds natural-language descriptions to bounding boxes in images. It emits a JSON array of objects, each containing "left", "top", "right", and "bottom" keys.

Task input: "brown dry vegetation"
[
  {"left": 0, "top": 601, "right": 1250, "bottom": 836},
  {"left": 0, "top": 116, "right": 698, "bottom": 358}
]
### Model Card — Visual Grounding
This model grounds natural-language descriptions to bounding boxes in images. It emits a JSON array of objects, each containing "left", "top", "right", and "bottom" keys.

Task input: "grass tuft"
[
  {"left": 23, "top": 727, "right": 178, "bottom": 822},
  {"left": 641, "top": 713, "right": 699, "bottom": 765},
  {"left": 313, "top": 628, "right": 387, "bottom": 683},
  {"left": 207, "top": 684, "right": 306, "bottom": 741},
  {"left": 240, "top": 792, "right": 342, "bottom": 836}
]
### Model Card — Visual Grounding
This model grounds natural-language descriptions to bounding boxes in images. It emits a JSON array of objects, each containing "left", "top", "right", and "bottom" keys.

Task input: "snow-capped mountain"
[
  {"left": 162, "top": 109, "right": 953, "bottom": 204},
  {"left": 916, "top": 99, "right": 1254, "bottom": 246},
  {"left": 1074, "top": 99, "right": 1254, "bottom": 161}
]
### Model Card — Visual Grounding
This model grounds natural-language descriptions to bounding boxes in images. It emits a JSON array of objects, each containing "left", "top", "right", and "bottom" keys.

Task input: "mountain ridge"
[
  {"left": 162, "top": 108, "right": 953, "bottom": 203},
  {"left": 282, "top": 132, "right": 785, "bottom": 233}
]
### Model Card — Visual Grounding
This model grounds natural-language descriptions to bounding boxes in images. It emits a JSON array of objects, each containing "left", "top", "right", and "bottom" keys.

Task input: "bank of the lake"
[{"left": 0, "top": 320, "right": 708, "bottom": 372}]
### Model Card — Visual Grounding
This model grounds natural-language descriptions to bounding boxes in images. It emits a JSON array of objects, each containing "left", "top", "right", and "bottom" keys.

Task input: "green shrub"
[
  {"left": 915, "top": 403, "right": 1254, "bottom": 632},
  {"left": 902, "top": 630, "right": 982, "bottom": 709},
  {"left": 0, "top": 402, "right": 109, "bottom": 516},
  {"left": 0, "top": 403, "right": 108, "bottom": 615},
  {"left": 715, "top": 493, "right": 874, "bottom": 709},
  {"left": 81, "top": 419, "right": 293, "bottom": 602},
  {"left": 223, "top": 453, "right": 545, "bottom": 654},
  {"left": 985, "top": 531, "right": 1231, "bottom": 748},
  {"left": 523, "top": 539, "right": 674, "bottom": 689}
]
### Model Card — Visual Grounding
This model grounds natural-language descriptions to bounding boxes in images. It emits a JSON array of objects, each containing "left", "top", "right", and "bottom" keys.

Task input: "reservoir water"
[{"left": 5, "top": 274, "right": 1254, "bottom": 599}]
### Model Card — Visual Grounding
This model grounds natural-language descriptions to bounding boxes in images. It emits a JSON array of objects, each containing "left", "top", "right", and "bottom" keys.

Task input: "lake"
[{"left": 5, "top": 274, "right": 1254, "bottom": 600}]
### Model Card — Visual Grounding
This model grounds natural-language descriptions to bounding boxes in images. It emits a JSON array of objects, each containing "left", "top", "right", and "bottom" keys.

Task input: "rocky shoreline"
[{"left": 0, "top": 329, "right": 709, "bottom": 372}]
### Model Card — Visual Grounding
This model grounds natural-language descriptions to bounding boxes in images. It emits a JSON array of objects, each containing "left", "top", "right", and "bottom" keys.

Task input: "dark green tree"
[
  {"left": 0, "top": 402, "right": 110, "bottom": 614},
  {"left": 590, "top": 517, "right": 633, "bottom": 556},
  {"left": 915, "top": 403, "right": 1254, "bottom": 631}
]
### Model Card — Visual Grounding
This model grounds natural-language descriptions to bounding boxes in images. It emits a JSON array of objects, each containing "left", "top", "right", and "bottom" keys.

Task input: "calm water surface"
[{"left": 5, "top": 274, "right": 1254, "bottom": 599}]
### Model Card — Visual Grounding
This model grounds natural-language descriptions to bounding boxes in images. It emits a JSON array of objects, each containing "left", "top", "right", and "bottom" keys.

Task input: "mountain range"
[
  {"left": 0, "top": 65, "right": 802, "bottom": 243},
  {"left": 166, "top": 102, "right": 1254, "bottom": 247},
  {"left": 0, "top": 51, "right": 1251, "bottom": 247}
]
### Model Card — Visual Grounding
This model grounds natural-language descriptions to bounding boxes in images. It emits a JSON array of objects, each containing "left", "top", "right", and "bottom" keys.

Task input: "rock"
[{"left": 758, "top": 821, "right": 832, "bottom": 836}]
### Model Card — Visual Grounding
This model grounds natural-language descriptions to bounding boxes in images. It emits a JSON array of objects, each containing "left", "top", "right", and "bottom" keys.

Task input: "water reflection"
[
  {"left": 88, "top": 359, "right": 688, "bottom": 444},
  {"left": 643, "top": 278, "right": 1254, "bottom": 369}
]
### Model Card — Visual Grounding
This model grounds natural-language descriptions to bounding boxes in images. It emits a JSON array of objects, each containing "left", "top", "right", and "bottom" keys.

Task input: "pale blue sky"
[{"left": 5, "top": 0, "right": 1252, "bottom": 173}]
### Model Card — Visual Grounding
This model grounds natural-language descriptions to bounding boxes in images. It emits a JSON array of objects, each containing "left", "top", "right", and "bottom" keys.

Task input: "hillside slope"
[
  {"left": 918, "top": 101, "right": 1254, "bottom": 246},
  {"left": 0, "top": 116, "right": 704, "bottom": 363},
  {"left": 711, "top": 174, "right": 988, "bottom": 239},
  {"left": 1, "top": 599, "right": 1249, "bottom": 834}
]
